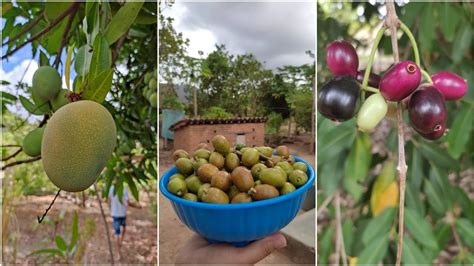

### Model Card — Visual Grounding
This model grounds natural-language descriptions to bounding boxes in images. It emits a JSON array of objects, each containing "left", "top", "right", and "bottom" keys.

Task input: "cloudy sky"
[{"left": 163, "top": 1, "right": 316, "bottom": 70}]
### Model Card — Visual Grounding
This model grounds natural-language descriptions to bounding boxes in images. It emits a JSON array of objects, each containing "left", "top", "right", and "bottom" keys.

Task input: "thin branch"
[
  {"left": 94, "top": 183, "right": 115, "bottom": 265},
  {"left": 1, "top": 156, "right": 41, "bottom": 170},
  {"left": 2, "top": 148, "right": 22, "bottom": 161},
  {"left": 384, "top": 2, "right": 408, "bottom": 266},
  {"left": 335, "top": 190, "right": 347, "bottom": 266},
  {"left": 112, "top": 31, "right": 129, "bottom": 66},
  {"left": 1, "top": 2, "right": 81, "bottom": 60},
  {"left": 37, "top": 189, "right": 61, "bottom": 223},
  {"left": 53, "top": 5, "right": 78, "bottom": 69},
  {"left": 0, "top": 144, "right": 22, "bottom": 148},
  {"left": 317, "top": 193, "right": 334, "bottom": 217},
  {"left": 2, "top": 12, "right": 45, "bottom": 46}
]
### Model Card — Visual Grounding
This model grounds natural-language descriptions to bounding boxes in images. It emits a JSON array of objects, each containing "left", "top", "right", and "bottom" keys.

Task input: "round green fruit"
[
  {"left": 148, "top": 78, "right": 157, "bottom": 91},
  {"left": 42, "top": 100, "right": 117, "bottom": 192},
  {"left": 212, "top": 135, "right": 231, "bottom": 154},
  {"left": 32, "top": 66, "right": 62, "bottom": 101},
  {"left": 149, "top": 93, "right": 157, "bottom": 108},
  {"left": 22, "top": 127, "right": 45, "bottom": 157},
  {"left": 51, "top": 89, "right": 69, "bottom": 111}
]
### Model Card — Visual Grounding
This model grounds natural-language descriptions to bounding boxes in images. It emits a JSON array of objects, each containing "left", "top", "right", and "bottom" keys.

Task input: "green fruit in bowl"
[
  {"left": 212, "top": 135, "right": 230, "bottom": 154},
  {"left": 225, "top": 152, "right": 240, "bottom": 171},
  {"left": 202, "top": 187, "right": 229, "bottom": 204},
  {"left": 280, "top": 182, "right": 296, "bottom": 195},
  {"left": 260, "top": 168, "right": 287, "bottom": 188},
  {"left": 185, "top": 175, "right": 203, "bottom": 194},
  {"left": 289, "top": 170, "right": 308, "bottom": 187},
  {"left": 168, "top": 178, "right": 187, "bottom": 196},
  {"left": 211, "top": 171, "right": 232, "bottom": 191},
  {"left": 251, "top": 184, "right": 279, "bottom": 200},
  {"left": 242, "top": 148, "right": 260, "bottom": 168},
  {"left": 197, "top": 163, "right": 219, "bottom": 183},
  {"left": 251, "top": 163, "right": 267, "bottom": 180},
  {"left": 183, "top": 193, "right": 198, "bottom": 202},
  {"left": 231, "top": 192, "right": 252, "bottom": 203},
  {"left": 175, "top": 158, "right": 194, "bottom": 175},
  {"left": 231, "top": 166, "right": 255, "bottom": 192},
  {"left": 197, "top": 183, "right": 211, "bottom": 201},
  {"left": 292, "top": 162, "right": 307, "bottom": 173}
]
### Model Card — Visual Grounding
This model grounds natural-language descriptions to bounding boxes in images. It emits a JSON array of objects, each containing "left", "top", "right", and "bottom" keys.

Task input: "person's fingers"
[{"left": 230, "top": 232, "right": 287, "bottom": 264}]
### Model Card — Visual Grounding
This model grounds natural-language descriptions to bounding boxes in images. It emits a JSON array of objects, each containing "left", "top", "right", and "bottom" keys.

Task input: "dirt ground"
[
  {"left": 3, "top": 192, "right": 157, "bottom": 264},
  {"left": 159, "top": 135, "right": 315, "bottom": 265}
]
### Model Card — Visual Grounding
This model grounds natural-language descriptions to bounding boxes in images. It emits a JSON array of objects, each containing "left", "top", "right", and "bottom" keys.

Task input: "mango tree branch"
[
  {"left": 384, "top": 2, "right": 408, "bottom": 266},
  {"left": 2, "top": 12, "right": 45, "bottom": 46},
  {"left": 1, "top": 156, "right": 41, "bottom": 170},
  {"left": 1, "top": 2, "right": 81, "bottom": 60},
  {"left": 1, "top": 148, "right": 22, "bottom": 161},
  {"left": 53, "top": 4, "right": 79, "bottom": 69}
]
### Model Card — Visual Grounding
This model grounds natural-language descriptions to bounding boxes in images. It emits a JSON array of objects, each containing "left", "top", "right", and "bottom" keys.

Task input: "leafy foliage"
[{"left": 317, "top": 2, "right": 473, "bottom": 264}]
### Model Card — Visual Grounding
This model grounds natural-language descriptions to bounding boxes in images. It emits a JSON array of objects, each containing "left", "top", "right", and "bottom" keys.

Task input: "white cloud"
[{"left": 1, "top": 59, "right": 38, "bottom": 88}]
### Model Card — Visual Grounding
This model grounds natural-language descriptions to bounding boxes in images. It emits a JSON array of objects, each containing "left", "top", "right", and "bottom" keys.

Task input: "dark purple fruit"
[
  {"left": 431, "top": 71, "right": 467, "bottom": 100},
  {"left": 356, "top": 70, "right": 381, "bottom": 88},
  {"left": 379, "top": 61, "right": 421, "bottom": 101},
  {"left": 317, "top": 76, "right": 361, "bottom": 121},
  {"left": 408, "top": 86, "right": 447, "bottom": 140},
  {"left": 326, "top": 40, "right": 359, "bottom": 76}
]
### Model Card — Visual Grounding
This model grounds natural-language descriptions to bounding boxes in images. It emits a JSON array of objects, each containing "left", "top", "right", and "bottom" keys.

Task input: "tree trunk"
[{"left": 94, "top": 183, "right": 114, "bottom": 265}]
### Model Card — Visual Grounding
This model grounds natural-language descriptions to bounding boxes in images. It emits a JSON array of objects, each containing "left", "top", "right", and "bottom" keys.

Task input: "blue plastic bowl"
[{"left": 160, "top": 156, "right": 315, "bottom": 246}]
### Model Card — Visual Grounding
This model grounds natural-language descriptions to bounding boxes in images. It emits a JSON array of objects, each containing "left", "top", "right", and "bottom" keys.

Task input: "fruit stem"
[
  {"left": 364, "top": 86, "right": 380, "bottom": 93},
  {"left": 399, "top": 22, "right": 420, "bottom": 66},
  {"left": 362, "top": 25, "right": 387, "bottom": 90},
  {"left": 420, "top": 69, "right": 433, "bottom": 84}
]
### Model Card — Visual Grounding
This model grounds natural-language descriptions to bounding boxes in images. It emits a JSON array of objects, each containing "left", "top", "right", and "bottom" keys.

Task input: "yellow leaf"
[{"left": 371, "top": 181, "right": 399, "bottom": 217}]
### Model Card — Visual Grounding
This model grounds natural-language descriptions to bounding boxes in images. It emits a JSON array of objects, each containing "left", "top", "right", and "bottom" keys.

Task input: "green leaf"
[
  {"left": 104, "top": 1, "right": 144, "bottom": 45},
  {"left": 69, "top": 211, "right": 78, "bottom": 250},
  {"left": 357, "top": 234, "right": 389, "bottom": 265},
  {"left": 45, "top": 2, "right": 73, "bottom": 22},
  {"left": 55, "top": 236, "right": 67, "bottom": 251},
  {"left": 406, "top": 181, "right": 425, "bottom": 217},
  {"left": 124, "top": 174, "right": 139, "bottom": 201},
  {"left": 83, "top": 68, "right": 113, "bottom": 103},
  {"left": 320, "top": 155, "right": 343, "bottom": 198},
  {"left": 29, "top": 248, "right": 65, "bottom": 258},
  {"left": 19, "top": 95, "right": 45, "bottom": 115},
  {"left": 319, "top": 226, "right": 334, "bottom": 265},
  {"left": 85, "top": 2, "right": 99, "bottom": 34},
  {"left": 424, "top": 180, "right": 446, "bottom": 215},
  {"left": 74, "top": 45, "right": 93, "bottom": 76},
  {"left": 419, "top": 4, "right": 435, "bottom": 51},
  {"left": 343, "top": 177, "right": 364, "bottom": 202},
  {"left": 40, "top": 19, "right": 68, "bottom": 54},
  {"left": 451, "top": 25, "right": 472, "bottom": 64},
  {"left": 402, "top": 237, "right": 429, "bottom": 264},
  {"left": 454, "top": 187, "right": 474, "bottom": 222},
  {"left": 409, "top": 147, "right": 424, "bottom": 188},
  {"left": 89, "top": 35, "right": 111, "bottom": 81},
  {"left": 404, "top": 208, "right": 439, "bottom": 250},
  {"left": 447, "top": 104, "right": 474, "bottom": 159},
  {"left": 344, "top": 133, "right": 372, "bottom": 182},
  {"left": 65, "top": 45, "right": 74, "bottom": 91},
  {"left": 1, "top": 91, "right": 16, "bottom": 100},
  {"left": 433, "top": 221, "right": 452, "bottom": 248},
  {"left": 440, "top": 3, "right": 461, "bottom": 42},
  {"left": 361, "top": 208, "right": 394, "bottom": 246},
  {"left": 418, "top": 141, "right": 459, "bottom": 171},
  {"left": 429, "top": 165, "right": 453, "bottom": 209},
  {"left": 135, "top": 10, "right": 157, "bottom": 25},
  {"left": 39, "top": 50, "right": 49, "bottom": 67},
  {"left": 318, "top": 120, "right": 356, "bottom": 164},
  {"left": 456, "top": 218, "right": 474, "bottom": 247},
  {"left": 342, "top": 220, "right": 354, "bottom": 256}
]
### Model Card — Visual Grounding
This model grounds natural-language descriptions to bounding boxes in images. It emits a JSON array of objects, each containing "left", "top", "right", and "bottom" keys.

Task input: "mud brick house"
[{"left": 170, "top": 117, "right": 267, "bottom": 153}]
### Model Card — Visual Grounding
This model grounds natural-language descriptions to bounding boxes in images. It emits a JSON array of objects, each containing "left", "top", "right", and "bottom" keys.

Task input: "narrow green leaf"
[
  {"left": 318, "top": 121, "right": 356, "bottom": 164},
  {"left": 406, "top": 182, "right": 425, "bottom": 217},
  {"left": 319, "top": 226, "right": 334, "bottom": 265},
  {"left": 45, "top": 2, "right": 73, "bottom": 22},
  {"left": 124, "top": 174, "right": 139, "bottom": 201},
  {"left": 74, "top": 45, "right": 93, "bottom": 76},
  {"left": 69, "top": 211, "right": 78, "bottom": 250},
  {"left": 404, "top": 208, "right": 438, "bottom": 250},
  {"left": 89, "top": 35, "right": 111, "bottom": 81},
  {"left": 451, "top": 25, "right": 472, "bottom": 63},
  {"left": 402, "top": 237, "right": 429, "bottom": 264},
  {"left": 135, "top": 10, "right": 157, "bottom": 25},
  {"left": 362, "top": 208, "right": 395, "bottom": 246},
  {"left": 433, "top": 221, "right": 452, "bottom": 248},
  {"left": 29, "top": 248, "right": 65, "bottom": 258},
  {"left": 344, "top": 133, "right": 372, "bottom": 182},
  {"left": 454, "top": 187, "right": 474, "bottom": 222},
  {"left": 429, "top": 165, "right": 453, "bottom": 209},
  {"left": 104, "top": 1, "right": 144, "bottom": 45},
  {"left": 19, "top": 95, "right": 44, "bottom": 115},
  {"left": 85, "top": 2, "right": 99, "bottom": 34},
  {"left": 1, "top": 91, "right": 16, "bottom": 100},
  {"left": 343, "top": 177, "right": 364, "bottom": 202},
  {"left": 65, "top": 45, "right": 74, "bottom": 91},
  {"left": 419, "top": 4, "right": 435, "bottom": 51},
  {"left": 342, "top": 220, "right": 354, "bottom": 256},
  {"left": 440, "top": 3, "right": 461, "bottom": 42},
  {"left": 447, "top": 104, "right": 474, "bottom": 159},
  {"left": 409, "top": 147, "right": 424, "bottom": 188},
  {"left": 39, "top": 50, "right": 49, "bottom": 67},
  {"left": 418, "top": 141, "right": 459, "bottom": 170},
  {"left": 320, "top": 155, "right": 342, "bottom": 198},
  {"left": 357, "top": 234, "right": 389, "bottom": 265},
  {"left": 83, "top": 68, "right": 113, "bottom": 103},
  {"left": 424, "top": 180, "right": 446, "bottom": 215},
  {"left": 55, "top": 236, "right": 67, "bottom": 251},
  {"left": 456, "top": 218, "right": 474, "bottom": 247}
]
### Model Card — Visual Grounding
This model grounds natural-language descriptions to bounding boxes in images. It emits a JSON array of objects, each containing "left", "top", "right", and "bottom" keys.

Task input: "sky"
[{"left": 162, "top": 1, "right": 316, "bottom": 70}]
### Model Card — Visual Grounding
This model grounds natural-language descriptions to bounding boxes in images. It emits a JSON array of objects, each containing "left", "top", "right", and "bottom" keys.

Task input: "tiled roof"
[{"left": 170, "top": 117, "right": 267, "bottom": 131}]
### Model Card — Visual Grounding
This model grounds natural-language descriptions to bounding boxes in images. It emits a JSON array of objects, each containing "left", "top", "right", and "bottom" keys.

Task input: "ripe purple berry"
[
  {"left": 356, "top": 70, "right": 381, "bottom": 88},
  {"left": 379, "top": 61, "right": 421, "bottom": 101},
  {"left": 408, "top": 85, "right": 447, "bottom": 140},
  {"left": 326, "top": 40, "right": 359, "bottom": 77},
  {"left": 431, "top": 71, "right": 467, "bottom": 100},
  {"left": 318, "top": 76, "right": 361, "bottom": 122}
]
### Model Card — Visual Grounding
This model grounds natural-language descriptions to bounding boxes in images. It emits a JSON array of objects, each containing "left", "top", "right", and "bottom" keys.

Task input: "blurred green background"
[{"left": 317, "top": 2, "right": 473, "bottom": 265}]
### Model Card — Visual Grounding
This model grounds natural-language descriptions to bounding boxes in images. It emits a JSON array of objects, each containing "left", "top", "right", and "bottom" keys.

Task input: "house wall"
[{"left": 173, "top": 123, "right": 265, "bottom": 153}]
